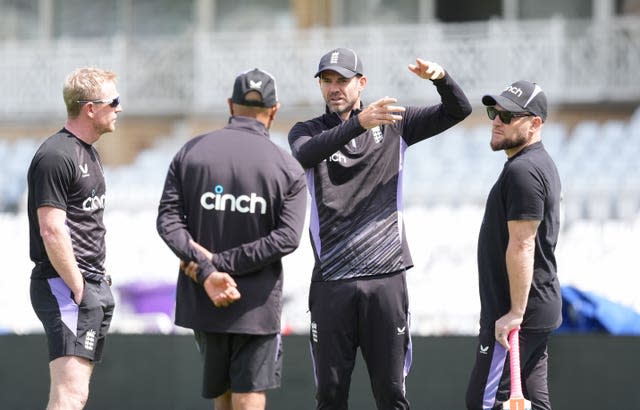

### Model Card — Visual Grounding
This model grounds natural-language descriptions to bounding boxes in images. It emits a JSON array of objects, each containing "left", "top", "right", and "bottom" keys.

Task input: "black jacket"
[
  {"left": 157, "top": 116, "right": 307, "bottom": 333},
  {"left": 288, "top": 74, "right": 471, "bottom": 281}
]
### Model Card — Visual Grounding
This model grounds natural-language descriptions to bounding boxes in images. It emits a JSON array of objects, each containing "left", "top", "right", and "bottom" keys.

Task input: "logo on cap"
[
  {"left": 505, "top": 86, "right": 523, "bottom": 97},
  {"left": 314, "top": 47, "right": 363, "bottom": 78},
  {"left": 231, "top": 68, "right": 278, "bottom": 107},
  {"left": 482, "top": 80, "right": 548, "bottom": 122}
]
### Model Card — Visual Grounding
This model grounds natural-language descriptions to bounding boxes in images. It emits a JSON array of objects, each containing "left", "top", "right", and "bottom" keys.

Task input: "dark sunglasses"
[
  {"left": 77, "top": 96, "right": 120, "bottom": 108},
  {"left": 486, "top": 106, "right": 532, "bottom": 124}
]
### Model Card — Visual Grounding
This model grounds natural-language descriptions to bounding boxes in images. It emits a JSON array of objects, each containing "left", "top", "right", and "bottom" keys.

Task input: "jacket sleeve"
[
  {"left": 156, "top": 154, "right": 217, "bottom": 284},
  {"left": 401, "top": 72, "right": 472, "bottom": 146},
  {"left": 288, "top": 115, "right": 365, "bottom": 169},
  {"left": 210, "top": 171, "right": 308, "bottom": 275}
]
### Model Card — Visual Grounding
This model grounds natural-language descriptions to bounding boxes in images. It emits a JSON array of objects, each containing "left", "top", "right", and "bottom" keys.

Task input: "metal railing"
[{"left": 1, "top": 17, "right": 639, "bottom": 119}]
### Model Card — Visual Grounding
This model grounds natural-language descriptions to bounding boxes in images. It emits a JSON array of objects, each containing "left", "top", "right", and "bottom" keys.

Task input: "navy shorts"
[
  {"left": 30, "top": 277, "right": 115, "bottom": 362},
  {"left": 194, "top": 331, "right": 283, "bottom": 399}
]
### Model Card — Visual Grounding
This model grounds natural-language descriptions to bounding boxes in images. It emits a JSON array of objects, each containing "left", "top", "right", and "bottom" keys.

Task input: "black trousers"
[
  {"left": 466, "top": 328, "right": 552, "bottom": 410},
  {"left": 309, "top": 271, "right": 412, "bottom": 410}
]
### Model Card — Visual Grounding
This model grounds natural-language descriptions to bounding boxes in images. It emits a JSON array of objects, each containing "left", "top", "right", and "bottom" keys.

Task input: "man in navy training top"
[
  {"left": 288, "top": 48, "right": 472, "bottom": 409},
  {"left": 157, "top": 68, "right": 307, "bottom": 410}
]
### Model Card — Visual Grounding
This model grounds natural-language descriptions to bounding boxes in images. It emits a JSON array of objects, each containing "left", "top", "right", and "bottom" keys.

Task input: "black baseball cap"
[
  {"left": 314, "top": 48, "right": 363, "bottom": 78},
  {"left": 231, "top": 68, "right": 278, "bottom": 108},
  {"left": 482, "top": 80, "right": 548, "bottom": 122}
]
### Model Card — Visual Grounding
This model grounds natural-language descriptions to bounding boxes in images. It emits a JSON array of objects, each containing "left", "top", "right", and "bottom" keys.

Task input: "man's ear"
[
  {"left": 357, "top": 75, "right": 367, "bottom": 91},
  {"left": 270, "top": 103, "right": 281, "bottom": 120},
  {"left": 529, "top": 115, "right": 543, "bottom": 136},
  {"left": 265, "top": 103, "right": 280, "bottom": 129},
  {"left": 532, "top": 116, "right": 543, "bottom": 130},
  {"left": 227, "top": 98, "right": 234, "bottom": 116},
  {"left": 80, "top": 102, "right": 94, "bottom": 119}
]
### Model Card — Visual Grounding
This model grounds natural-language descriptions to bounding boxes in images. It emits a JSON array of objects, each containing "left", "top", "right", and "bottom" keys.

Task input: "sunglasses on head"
[
  {"left": 486, "top": 106, "right": 532, "bottom": 124},
  {"left": 77, "top": 96, "right": 120, "bottom": 108}
]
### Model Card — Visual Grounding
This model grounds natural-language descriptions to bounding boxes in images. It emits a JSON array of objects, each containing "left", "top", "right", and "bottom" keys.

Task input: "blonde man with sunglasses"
[{"left": 27, "top": 67, "right": 121, "bottom": 410}]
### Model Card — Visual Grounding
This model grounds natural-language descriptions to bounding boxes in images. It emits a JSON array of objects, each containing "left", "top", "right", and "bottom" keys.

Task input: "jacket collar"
[{"left": 227, "top": 115, "right": 270, "bottom": 138}]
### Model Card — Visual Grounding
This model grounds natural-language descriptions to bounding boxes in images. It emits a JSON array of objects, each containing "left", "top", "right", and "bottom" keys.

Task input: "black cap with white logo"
[
  {"left": 314, "top": 48, "right": 363, "bottom": 78},
  {"left": 231, "top": 68, "right": 278, "bottom": 108},
  {"left": 482, "top": 80, "right": 548, "bottom": 122}
]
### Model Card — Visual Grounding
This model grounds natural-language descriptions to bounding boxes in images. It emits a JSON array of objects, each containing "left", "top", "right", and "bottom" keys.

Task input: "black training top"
[
  {"left": 477, "top": 141, "right": 562, "bottom": 332},
  {"left": 157, "top": 116, "right": 307, "bottom": 334},
  {"left": 27, "top": 128, "right": 107, "bottom": 282},
  {"left": 288, "top": 73, "right": 471, "bottom": 281}
]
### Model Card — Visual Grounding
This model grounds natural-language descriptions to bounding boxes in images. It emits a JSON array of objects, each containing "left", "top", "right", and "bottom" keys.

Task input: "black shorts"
[
  {"left": 194, "top": 331, "right": 283, "bottom": 399},
  {"left": 309, "top": 270, "right": 411, "bottom": 409},
  {"left": 465, "top": 328, "right": 551, "bottom": 410},
  {"left": 30, "top": 277, "right": 115, "bottom": 363}
]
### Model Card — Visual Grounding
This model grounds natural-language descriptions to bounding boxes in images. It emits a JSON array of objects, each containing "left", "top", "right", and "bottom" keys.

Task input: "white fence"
[{"left": 1, "top": 17, "right": 639, "bottom": 119}]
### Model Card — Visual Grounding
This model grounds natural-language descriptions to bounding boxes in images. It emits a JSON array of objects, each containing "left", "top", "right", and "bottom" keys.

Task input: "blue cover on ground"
[{"left": 557, "top": 285, "right": 640, "bottom": 335}]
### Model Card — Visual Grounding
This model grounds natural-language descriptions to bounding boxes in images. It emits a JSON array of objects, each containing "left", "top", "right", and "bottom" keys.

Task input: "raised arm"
[
  {"left": 289, "top": 97, "right": 406, "bottom": 169},
  {"left": 402, "top": 59, "right": 472, "bottom": 145},
  {"left": 288, "top": 116, "right": 364, "bottom": 169}
]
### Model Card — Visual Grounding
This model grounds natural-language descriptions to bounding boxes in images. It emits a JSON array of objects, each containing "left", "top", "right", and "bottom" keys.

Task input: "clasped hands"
[{"left": 180, "top": 240, "right": 241, "bottom": 308}]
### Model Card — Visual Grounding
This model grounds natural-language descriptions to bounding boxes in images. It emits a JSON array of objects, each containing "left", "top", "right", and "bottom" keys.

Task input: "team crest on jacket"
[{"left": 372, "top": 126, "right": 383, "bottom": 143}]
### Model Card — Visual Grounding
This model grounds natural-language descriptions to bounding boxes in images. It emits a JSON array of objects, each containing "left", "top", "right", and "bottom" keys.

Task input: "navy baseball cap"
[
  {"left": 482, "top": 80, "right": 548, "bottom": 122},
  {"left": 314, "top": 48, "right": 363, "bottom": 78},
  {"left": 231, "top": 68, "right": 278, "bottom": 108}
]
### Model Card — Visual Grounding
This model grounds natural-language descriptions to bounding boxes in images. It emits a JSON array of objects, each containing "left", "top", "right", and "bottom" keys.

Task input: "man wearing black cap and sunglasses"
[
  {"left": 157, "top": 68, "right": 307, "bottom": 410},
  {"left": 288, "top": 48, "right": 471, "bottom": 409},
  {"left": 465, "top": 81, "right": 562, "bottom": 410}
]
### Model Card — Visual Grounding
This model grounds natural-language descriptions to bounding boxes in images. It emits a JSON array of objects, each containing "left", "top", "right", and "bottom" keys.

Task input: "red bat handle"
[{"left": 508, "top": 328, "right": 524, "bottom": 398}]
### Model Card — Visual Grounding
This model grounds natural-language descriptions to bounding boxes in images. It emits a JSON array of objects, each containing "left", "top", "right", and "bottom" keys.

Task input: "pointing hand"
[{"left": 408, "top": 58, "right": 445, "bottom": 81}]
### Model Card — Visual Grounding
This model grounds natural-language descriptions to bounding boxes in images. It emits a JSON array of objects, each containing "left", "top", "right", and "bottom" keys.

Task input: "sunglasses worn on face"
[
  {"left": 486, "top": 106, "right": 532, "bottom": 124},
  {"left": 77, "top": 96, "right": 120, "bottom": 108}
]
